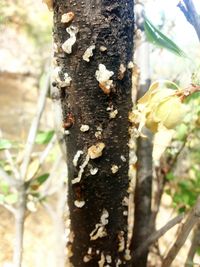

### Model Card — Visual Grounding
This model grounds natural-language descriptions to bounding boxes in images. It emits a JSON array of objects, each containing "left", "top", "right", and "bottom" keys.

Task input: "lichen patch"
[
  {"left": 61, "top": 12, "right": 75, "bottom": 23},
  {"left": 95, "top": 64, "right": 114, "bottom": 94},
  {"left": 73, "top": 150, "right": 84, "bottom": 167},
  {"left": 74, "top": 200, "right": 85, "bottom": 208},
  {"left": 111, "top": 165, "right": 119, "bottom": 174},
  {"left": 62, "top": 26, "right": 78, "bottom": 54},
  {"left": 83, "top": 45, "right": 95, "bottom": 62},
  {"left": 80, "top": 124, "right": 90, "bottom": 132},
  {"left": 90, "top": 209, "right": 109, "bottom": 240},
  {"left": 88, "top": 142, "right": 105, "bottom": 159}
]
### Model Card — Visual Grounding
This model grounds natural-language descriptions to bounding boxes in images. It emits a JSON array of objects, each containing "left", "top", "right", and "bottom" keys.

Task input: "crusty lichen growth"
[
  {"left": 118, "top": 63, "right": 126, "bottom": 80},
  {"left": 95, "top": 64, "right": 114, "bottom": 94},
  {"left": 62, "top": 26, "right": 78, "bottom": 54},
  {"left": 118, "top": 231, "right": 125, "bottom": 252},
  {"left": 61, "top": 12, "right": 75, "bottom": 23},
  {"left": 88, "top": 142, "right": 105, "bottom": 159},
  {"left": 111, "top": 165, "right": 119, "bottom": 174},
  {"left": 73, "top": 150, "right": 83, "bottom": 167},
  {"left": 80, "top": 124, "right": 90, "bottom": 132},
  {"left": 90, "top": 209, "right": 109, "bottom": 240},
  {"left": 74, "top": 200, "right": 85, "bottom": 208},
  {"left": 83, "top": 45, "right": 95, "bottom": 62},
  {"left": 72, "top": 155, "right": 90, "bottom": 184},
  {"left": 52, "top": 67, "right": 72, "bottom": 87}
]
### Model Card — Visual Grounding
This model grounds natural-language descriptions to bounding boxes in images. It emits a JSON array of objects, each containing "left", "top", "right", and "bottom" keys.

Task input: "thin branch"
[
  {"left": 132, "top": 213, "right": 185, "bottom": 261},
  {"left": 0, "top": 168, "right": 21, "bottom": 188},
  {"left": 0, "top": 203, "right": 17, "bottom": 215},
  {"left": 185, "top": 223, "right": 200, "bottom": 267},
  {"left": 4, "top": 149, "right": 21, "bottom": 180},
  {"left": 20, "top": 73, "right": 50, "bottom": 180},
  {"left": 13, "top": 186, "right": 26, "bottom": 267},
  {"left": 39, "top": 134, "right": 57, "bottom": 166},
  {"left": 178, "top": 0, "right": 200, "bottom": 41},
  {"left": 162, "top": 197, "right": 200, "bottom": 267}
]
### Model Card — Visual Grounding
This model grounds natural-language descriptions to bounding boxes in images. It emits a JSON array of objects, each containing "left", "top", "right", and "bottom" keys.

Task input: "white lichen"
[
  {"left": 52, "top": 67, "right": 72, "bottom": 87},
  {"left": 72, "top": 154, "right": 90, "bottom": 184},
  {"left": 111, "top": 165, "right": 119, "bottom": 174},
  {"left": 100, "top": 46, "right": 107, "bottom": 52},
  {"left": 116, "top": 259, "right": 122, "bottom": 267},
  {"left": 83, "top": 255, "right": 92, "bottom": 263},
  {"left": 124, "top": 249, "right": 131, "bottom": 261},
  {"left": 73, "top": 150, "right": 84, "bottom": 167},
  {"left": 106, "top": 255, "right": 112, "bottom": 263},
  {"left": 118, "top": 231, "right": 125, "bottom": 252},
  {"left": 64, "top": 130, "right": 70, "bottom": 135},
  {"left": 123, "top": 210, "right": 128, "bottom": 216},
  {"left": 61, "top": 12, "right": 75, "bottom": 23},
  {"left": 62, "top": 26, "right": 78, "bottom": 54},
  {"left": 80, "top": 124, "right": 90, "bottom": 132},
  {"left": 118, "top": 64, "right": 126, "bottom": 80},
  {"left": 122, "top": 197, "right": 129, "bottom": 206},
  {"left": 120, "top": 155, "right": 126, "bottom": 162},
  {"left": 98, "top": 253, "right": 105, "bottom": 267},
  {"left": 109, "top": 109, "right": 118, "bottom": 119},
  {"left": 90, "top": 209, "right": 109, "bottom": 240},
  {"left": 90, "top": 167, "right": 99, "bottom": 175},
  {"left": 95, "top": 131, "right": 102, "bottom": 139},
  {"left": 88, "top": 143, "right": 105, "bottom": 159},
  {"left": 127, "top": 61, "right": 134, "bottom": 69},
  {"left": 95, "top": 64, "right": 114, "bottom": 94},
  {"left": 83, "top": 45, "right": 95, "bottom": 62},
  {"left": 88, "top": 247, "right": 92, "bottom": 254},
  {"left": 74, "top": 200, "right": 85, "bottom": 208}
]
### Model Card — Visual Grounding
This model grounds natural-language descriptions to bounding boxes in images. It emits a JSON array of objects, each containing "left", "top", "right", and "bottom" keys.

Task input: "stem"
[
  {"left": 185, "top": 223, "right": 200, "bottom": 267},
  {"left": 178, "top": 0, "right": 200, "bottom": 41},
  {"left": 13, "top": 185, "right": 26, "bottom": 267},
  {"left": 20, "top": 73, "right": 50, "bottom": 180},
  {"left": 132, "top": 213, "right": 185, "bottom": 261},
  {"left": 0, "top": 168, "right": 20, "bottom": 188},
  {"left": 162, "top": 197, "right": 200, "bottom": 267}
]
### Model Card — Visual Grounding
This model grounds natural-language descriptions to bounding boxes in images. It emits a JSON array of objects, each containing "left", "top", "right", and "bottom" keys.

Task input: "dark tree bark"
[{"left": 53, "top": 1, "right": 134, "bottom": 266}]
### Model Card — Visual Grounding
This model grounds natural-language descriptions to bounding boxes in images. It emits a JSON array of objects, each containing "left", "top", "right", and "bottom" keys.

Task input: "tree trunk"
[{"left": 53, "top": 1, "right": 134, "bottom": 266}]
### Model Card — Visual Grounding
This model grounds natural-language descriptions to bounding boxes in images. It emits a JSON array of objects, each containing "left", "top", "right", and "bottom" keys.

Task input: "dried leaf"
[
  {"left": 26, "top": 159, "right": 40, "bottom": 181},
  {"left": 153, "top": 127, "right": 174, "bottom": 163}
]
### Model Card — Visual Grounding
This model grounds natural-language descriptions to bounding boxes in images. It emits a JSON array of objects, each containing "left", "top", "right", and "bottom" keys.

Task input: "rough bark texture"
[{"left": 53, "top": 1, "right": 134, "bottom": 266}]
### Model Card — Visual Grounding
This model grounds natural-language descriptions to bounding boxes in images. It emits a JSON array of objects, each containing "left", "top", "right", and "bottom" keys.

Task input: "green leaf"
[
  {"left": 4, "top": 193, "right": 18, "bottom": 204},
  {"left": 36, "top": 173, "right": 49, "bottom": 185},
  {"left": 0, "top": 139, "right": 13, "bottom": 150},
  {"left": 144, "top": 17, "right": 186, "bottom": 57},
  {"left": 35, "top": 131, "right": 54, "bottom": 144}
]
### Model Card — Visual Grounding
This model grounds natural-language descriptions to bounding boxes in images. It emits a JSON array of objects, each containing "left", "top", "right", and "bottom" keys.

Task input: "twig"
[
  {"left": 162, "top": 197, "right": 200, "bottom": 267},
  {"left": 132, "top": 213, "right": 185, "bottom": 261},
  {"left": 0, "top": 168, "right": 21, "bottom": 188},
  {"left": 13, "top": 186, "right": 26, "bottom": 267},
  {"left": 178, "top": 0, "right": 200, "bottom": 41},
  {"left": 39, "top": 134, "right": 57, "bottom": 166},
  {"left": 185, "top": 223, "right": 200, "bottom": 267},
  {"left": 1, "top": 203, "right": 17, "bottom": 215},
  {"left": 20, "top": 73, "right": 50, "bottom": 180},
  {"left": 4, "top": 149, "right": 21, "bottom": 180}
]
